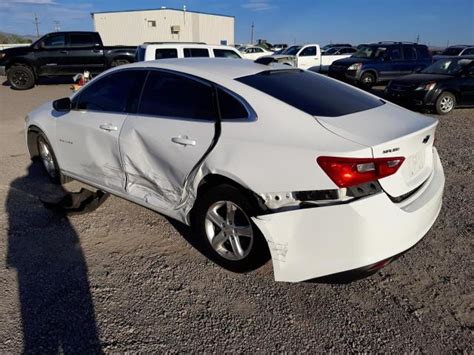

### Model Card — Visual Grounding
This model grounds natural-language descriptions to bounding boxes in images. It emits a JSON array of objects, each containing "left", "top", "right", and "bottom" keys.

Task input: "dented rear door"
[{"left": 119, "top": 70, "right": 217, "bottom": 212}]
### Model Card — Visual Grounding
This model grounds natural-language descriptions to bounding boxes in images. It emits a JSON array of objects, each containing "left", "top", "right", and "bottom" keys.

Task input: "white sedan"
[
  {"left": 26, "top": 59, "right": 445, "bottom": 282},
  {"left": 240, "top": 46, "right": 273, "bottom": 60}
]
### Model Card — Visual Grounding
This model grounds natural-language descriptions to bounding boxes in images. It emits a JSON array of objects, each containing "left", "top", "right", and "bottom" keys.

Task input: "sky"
[{"left": 0, "top": 0, "right": 473, "bottom": 47}]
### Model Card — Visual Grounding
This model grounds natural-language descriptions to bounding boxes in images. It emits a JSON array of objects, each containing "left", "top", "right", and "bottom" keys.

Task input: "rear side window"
[
  {"left": 236, "top": 70, "right": 384, "bottom": 117},
  {"left": 214, "top": 49, "right": 241, "bottom": 59},
  {"left": 387, "top": 47, "right": 402, "bottom": 60},
  {"left": 76, "top": 70, "right": 147, "bottom": 113},
  {"left": 138, "top": 71, "right": 217, "bottom": 120},
  {"left": 155, "top": 48, "right": 178, "bottom": 59},
  {"left": 69, "top": 34, "right": 96, "bottom": 47},
  {"left": 416, "top": 46, "right": 431, "bottom": 59},
  {"left": 217, "top": 88, "right": 248, "bottom": 119},
  {"left": 183, "top": 48, "right": 210, "bottom": 57},
  {"left": 403, "top": 46, "right": 417, "bottom": 60}
]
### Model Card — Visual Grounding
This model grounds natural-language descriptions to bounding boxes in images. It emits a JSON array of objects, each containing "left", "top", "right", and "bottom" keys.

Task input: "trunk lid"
[{"left": 316, "top": 103, "right": 438, "bottom": 197}]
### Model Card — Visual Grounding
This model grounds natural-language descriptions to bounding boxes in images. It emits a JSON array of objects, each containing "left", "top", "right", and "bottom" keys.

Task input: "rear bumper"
[
  {"left": 253, "top": 148, "right": 444, "bottom": 282},
  {"left": 0, "top": 65, "right": 6, "bottom": 76}
]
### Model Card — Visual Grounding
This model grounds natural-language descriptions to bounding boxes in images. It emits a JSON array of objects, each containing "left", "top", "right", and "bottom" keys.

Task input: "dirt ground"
[{"left": 0, "top": 79, "right": 472, "bottom": 353}]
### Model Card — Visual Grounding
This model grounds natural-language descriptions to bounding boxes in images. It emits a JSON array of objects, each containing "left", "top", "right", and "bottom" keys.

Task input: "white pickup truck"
[{"left": 267, "top": 44, "right": 354, "bottom": 72}]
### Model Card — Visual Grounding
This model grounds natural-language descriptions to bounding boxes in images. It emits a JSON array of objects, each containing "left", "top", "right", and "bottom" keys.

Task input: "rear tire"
[
  {"left": 359, "top": 72, "right": 375, "bottom": 89},
  {"left": 7, "top": 64, "right": 35, "bottom": 90},
  {"left": 193, "top": 184, "right": 270, "bottom": 272},
  {"left": 435, "top": 92, "right": 456, "bottom": 115}
]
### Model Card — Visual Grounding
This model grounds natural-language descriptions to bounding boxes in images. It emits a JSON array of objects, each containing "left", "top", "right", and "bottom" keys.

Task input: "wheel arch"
[
  {"left": 6, "top": 59, "right": 38, "bottom": 78},
  {"left": 189, "top": 173, "right": 268, "bottom": 224},
  {"left": 360, "top": 68, "right": 378, "bottom": 81},
  {"left": 26, "top": 125, "right": 43, "bottom": 159}
]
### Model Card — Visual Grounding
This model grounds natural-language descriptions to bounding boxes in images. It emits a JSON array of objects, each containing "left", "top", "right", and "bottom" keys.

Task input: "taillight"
[{"left": 317, "top": 156, "right": 405, "bottom": 188}]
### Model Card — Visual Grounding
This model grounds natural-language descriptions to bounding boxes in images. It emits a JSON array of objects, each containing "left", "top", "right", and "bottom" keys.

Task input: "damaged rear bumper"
[{"left": 252, "top": 149, "right": 444, "bottom": 282}]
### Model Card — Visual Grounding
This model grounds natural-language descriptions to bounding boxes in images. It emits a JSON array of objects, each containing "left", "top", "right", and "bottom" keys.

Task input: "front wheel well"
[{"left": 27, "top": 125, "right": 42, "bottom": 159}]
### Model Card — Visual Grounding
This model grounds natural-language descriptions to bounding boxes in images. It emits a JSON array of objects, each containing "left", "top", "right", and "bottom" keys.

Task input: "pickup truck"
[
  {"left": 0, "top": 31, "right": 136, "bottom": 90},
  {"left": 265, "top": 44, "right": 351, "bottom": 72}
]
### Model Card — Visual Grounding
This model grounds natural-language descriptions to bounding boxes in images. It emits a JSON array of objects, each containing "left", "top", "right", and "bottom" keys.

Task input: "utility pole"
[
  {"left": 33, "top": 13, "right": 40, "bottom": 37},
  {"left": 54, "top": 20, "right": 60, "bottom": 32},
  {"left": 416, "top": 34, "right": 420, "bottom": 43},
  {"left": 250, "top": 22, "right": 254, "bottom": 44}
]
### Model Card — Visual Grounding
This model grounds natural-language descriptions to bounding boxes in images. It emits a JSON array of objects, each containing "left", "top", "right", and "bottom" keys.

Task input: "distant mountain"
[{"left": 0, "top": 31, "right": 35, "bottom": 44}]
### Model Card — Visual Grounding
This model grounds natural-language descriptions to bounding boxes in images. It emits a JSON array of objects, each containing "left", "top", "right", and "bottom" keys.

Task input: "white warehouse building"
[{"left": 91, "top": 7, "right": 235, "bottom": 46}]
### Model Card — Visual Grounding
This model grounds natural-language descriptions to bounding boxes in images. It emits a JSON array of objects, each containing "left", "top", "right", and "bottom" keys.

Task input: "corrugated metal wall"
[{"left": 93, "top": 9, "right": 234, "bottom": 46}]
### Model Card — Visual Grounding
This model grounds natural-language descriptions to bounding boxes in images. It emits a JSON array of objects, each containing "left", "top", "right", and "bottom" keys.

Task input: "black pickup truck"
[{"left": 0, "top": 31, "right": 136, "bottom": 90}]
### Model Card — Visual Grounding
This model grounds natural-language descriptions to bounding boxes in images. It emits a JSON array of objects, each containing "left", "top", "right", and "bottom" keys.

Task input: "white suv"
[{"left": 135, "top": 43, "right": 242, "bottom": 61}]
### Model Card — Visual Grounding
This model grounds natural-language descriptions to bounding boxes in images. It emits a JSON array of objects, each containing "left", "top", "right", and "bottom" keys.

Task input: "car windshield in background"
[
  {"left": 421, "top": 59, "right": 463, "bottom": 75},
  {"left": 324, "top": 48, "right": 339, "bottom": 55},
  {"left": 236, "top": 70, "right": 384, "bottom": 117},
  {"left": 352, "top": 45, "right": 386, "bottom": 58},
  {"left": 441, "top": 47, "right": 464, "bottom": 56},
  {"left": 284, "top": 46, "right": 302, "bottom": 55}
]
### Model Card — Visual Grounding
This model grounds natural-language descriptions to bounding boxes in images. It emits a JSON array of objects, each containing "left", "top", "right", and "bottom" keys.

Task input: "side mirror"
[{"left": 53, "top": 97, "right": 71, "bottom": 112}]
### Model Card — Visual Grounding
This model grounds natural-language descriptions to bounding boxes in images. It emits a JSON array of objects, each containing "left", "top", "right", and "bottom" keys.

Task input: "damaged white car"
[{"left": 26, "top": 59, "right": 445, "bottom": 282}]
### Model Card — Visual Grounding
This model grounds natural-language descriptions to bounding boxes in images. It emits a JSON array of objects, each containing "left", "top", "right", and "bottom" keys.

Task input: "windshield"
[
  {"left": 284, "top": 46, "right": 302, "bottom": 55},
  {"left": 352, "top": 45, "right": 386, "bottom": 58},
  {"left": 441, "top": 47, "right": 463, "bottom": 56},
  {"left": 421, "top": 59, "right": 463, "bottom": 75}
]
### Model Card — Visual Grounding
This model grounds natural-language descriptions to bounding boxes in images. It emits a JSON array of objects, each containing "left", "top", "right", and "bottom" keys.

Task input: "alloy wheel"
[
  {"left": 204, "top": 201, "right": 254, "bottom": 261},
  {"left": 439, "top": 96, "right": 454, "bottom": 113},
  {"left": 38, "top": 140, "right": 57, "bottom": 178}
]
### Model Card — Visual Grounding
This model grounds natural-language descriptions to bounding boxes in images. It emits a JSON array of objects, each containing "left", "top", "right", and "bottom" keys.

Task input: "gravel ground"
[{"left": 0, "top": 80, "right": 472, "bottom": 353}]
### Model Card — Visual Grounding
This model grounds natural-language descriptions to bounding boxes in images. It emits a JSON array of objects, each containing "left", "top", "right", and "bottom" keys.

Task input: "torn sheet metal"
[{"left": 252, "top": 153, "right": 443, "bottom": 282}]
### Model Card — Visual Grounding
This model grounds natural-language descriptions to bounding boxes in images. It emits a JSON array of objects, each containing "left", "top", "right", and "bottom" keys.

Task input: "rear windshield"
[{"left": 236, "top": 70, "right": 384, "bottom": 117}]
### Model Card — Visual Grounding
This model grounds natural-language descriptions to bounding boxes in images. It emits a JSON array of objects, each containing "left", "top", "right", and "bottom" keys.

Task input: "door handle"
[
  {"left": 60, "top": 50, "right": 68, "bottom": 54},
  {"left": 99, "top": 124, "right": 118, "bottom": 132},
  {"left": 92, "top": 49, "right": 102, "bottom": 53},
  {"left": 171, "top": 136, "right": 196, "bottom": 146}
]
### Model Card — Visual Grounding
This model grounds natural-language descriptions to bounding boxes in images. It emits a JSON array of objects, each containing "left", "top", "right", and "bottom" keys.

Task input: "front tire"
[
  {"left": 7, "top": 64, "right": 35, "bottom": 90},
  {"left": 359, "top": 72, "right": 375, "bottom": 89},
  {"left": 435, "top": 92, "right": 456, "bottom": 115},
  {"left": 193, "top": 184, "right": 269, "bottom": 272},
  {"left": 37, "top": 134, "right": 63, "bottom": 184}
]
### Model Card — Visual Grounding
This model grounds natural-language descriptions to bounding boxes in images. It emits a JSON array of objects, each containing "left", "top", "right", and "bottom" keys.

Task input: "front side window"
[
  {"left": 138, "top": 71, "right": 217, "bottom": 120},
  {"left": 213, "top": 49, "right": 241, "bottom": 59},
  {"left": 76, "top": 70, "right": 147, "bottom": 112},
  {"left": 183, "top": 48, "right": 210, "bottom": 57},
  {"left": 299, "top": 46, "right": 317, "bottom": 57},
  {"left": 42, "top": 34, "right": 66, "bottom": 48},
  {"left": 236, "top": 70, "right": 384, "bottom": 117},
  {"left": 462, "top": 48, "right": 474, "bottom": 56},
  {"left": 69, "top": 34, "right": 95, "bottom": 47},
  {"left": 155, "top": 48, "right": 178, "bottom": 59},
  {"left": 217, "top": 88, "right": 248, "bottom": 119}
]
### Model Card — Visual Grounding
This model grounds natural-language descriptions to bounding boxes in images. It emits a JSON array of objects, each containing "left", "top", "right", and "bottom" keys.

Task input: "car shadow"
[{"left": 5, "top": 162, "right": 102, "bottom": 353}]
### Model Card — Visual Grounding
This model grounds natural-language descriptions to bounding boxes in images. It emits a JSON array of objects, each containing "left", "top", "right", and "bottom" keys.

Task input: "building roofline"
[{"left": 91, "top": 7, "right": 234, "bottom": 18}]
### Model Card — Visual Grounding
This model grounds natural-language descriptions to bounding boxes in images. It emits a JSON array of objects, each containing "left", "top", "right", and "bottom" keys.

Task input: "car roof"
[
  {"left": 117, "top": 58, "right": 290, "bottom": 81},
  {"left": 141, "top": 43, "right": 237, "bottom": 50}
]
